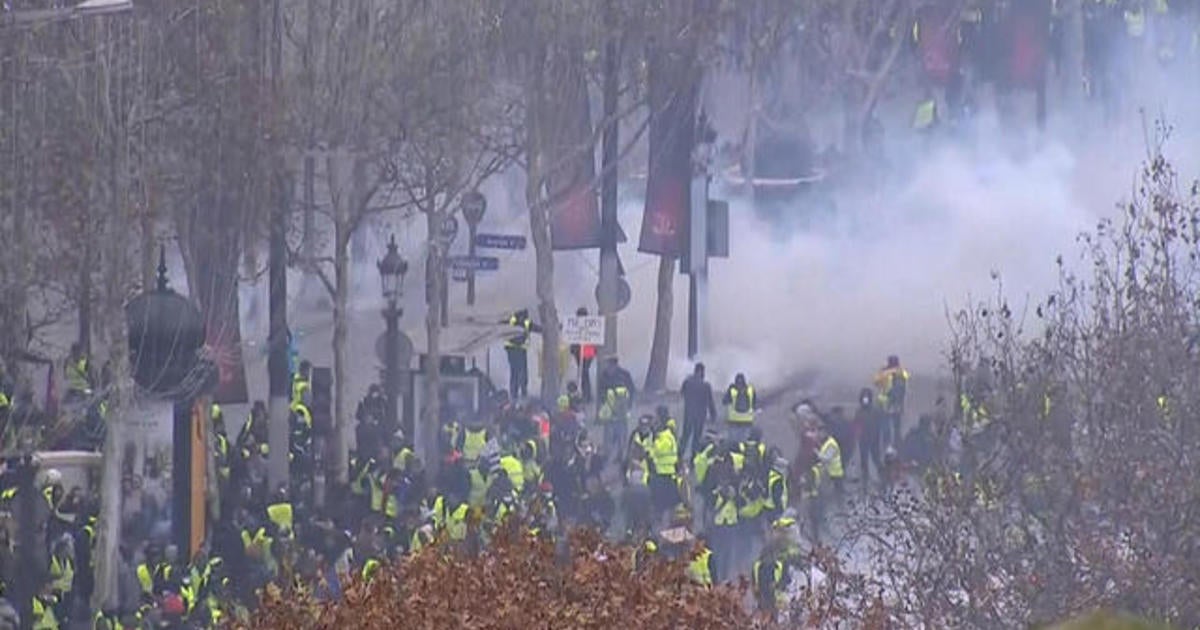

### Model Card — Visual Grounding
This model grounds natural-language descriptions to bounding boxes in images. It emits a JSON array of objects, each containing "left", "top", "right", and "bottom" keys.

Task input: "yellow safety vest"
[
  {"left": 291, "top": 373, "right": 310, "bottom": 406},
  {"left": 32, "top": 597, "right": 58, "bottom": 630},
  {"left": 468, "top": 468, "right": 490, "bottom": 508},
  {"left": 462, "top": 428, "right": 488, "bottom": 461},
  {"left": 267, "top": 502, "right": 294, "bottom": 533},
  {"left": 447, "top": 503, "right": 470, "bottom": 541},
  {"left": 693, "top": 444, "right": 714, "bottom": 485},
  {"left": 752, "top": 559, "right": 787, "bottom": 609},
  {"left": 727, "top": 386, "right": 756, "bottom": 424},
  {"left": 505, "top": 316, "right": 533, "bottom": 349},
  {"left": 362, "top": 558, "right": 381, "bottom": 581},
  {"left": 49, "top": 555, "right": 74, "bottom": 595},
  {"left": 765, "top": 469, "right": 788, "bottom": 511},
  {"left": 820, "top": 436, "right": 843, "bottom": 479},
  {"left": 714, "top": 494, "right": 739, "bottom": 526},
  {"left": 598, "top": 386, "right": 631, "bottom": 423},
  {"left": 913, "top": 99, "right": 937, "bottom": 130},
  {"left": 499, "top": 455, "right": 525, "bottom": 494},
  {"left": 137, "top": 563, "right": 154, "bottom": 594},
  {"left": 875, "top": 367, "right": 909, "bottom": 408},
  {"left": 651, "top": 429, "right": 678, "bottom": 477},
  {"left": 66, "top": 357, "right": 90, "bottom": 392},
  {"left": 687, "top": 548, "right": 713, "bottom": 587}
]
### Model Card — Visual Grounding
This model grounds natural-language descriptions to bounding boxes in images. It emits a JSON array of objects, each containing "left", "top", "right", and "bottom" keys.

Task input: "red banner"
[
  {"left": 205, "top": 312, "right": 248, "bottom": 405},
  {"left": 549, "top": 162, "right": 602, "bottom": 251},
  {"left": 915, "top": 4, "right": 962, "bottom": 86},
  {"left": 549, "top": 62, "right": 603, "bottom": 251},
  {"left": 1006, "top": 0, "right": 1050, "bottom": 90},
  {"left": 639, "top": 54, "right": 697, "bottom": 258}
]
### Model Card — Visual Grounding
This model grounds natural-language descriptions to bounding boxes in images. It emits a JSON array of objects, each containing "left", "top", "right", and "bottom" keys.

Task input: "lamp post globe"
[
  {"left": 461, "top": 190, "right": 487, "bottom": 226},
  {"left": 377, "top": 234, "right": 409, "bottom": 305}
]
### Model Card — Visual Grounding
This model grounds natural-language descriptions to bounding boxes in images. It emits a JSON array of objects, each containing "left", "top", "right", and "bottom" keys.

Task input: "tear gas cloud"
[{"left": 250, "top": 31, "right": 1200, "bottom": 408}]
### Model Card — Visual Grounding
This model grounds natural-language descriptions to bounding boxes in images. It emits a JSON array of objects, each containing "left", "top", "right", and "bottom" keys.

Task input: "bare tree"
[
  {"left": 389, "top": 6, "right": 519, "bottom": 468},
  {"left": 808, "top": 141, "right": 1200, "bottom": 627}
]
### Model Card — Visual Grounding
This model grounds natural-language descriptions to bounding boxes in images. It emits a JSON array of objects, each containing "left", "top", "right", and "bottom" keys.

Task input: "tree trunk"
[
  {"left": 1061, "top": 0, "right": 1085, "bottom": 110},
  {"left": 330, "top": 153, "right": 352, "bottom": 485},
  {"left": 422, "top": 209, "right": 443, "bottom": 470},
  {"left": 526, "top": 153, "right": 561, "bottom": 403},
  {"left": 644, "top": 257, "right": 675, "bottom": 392}
]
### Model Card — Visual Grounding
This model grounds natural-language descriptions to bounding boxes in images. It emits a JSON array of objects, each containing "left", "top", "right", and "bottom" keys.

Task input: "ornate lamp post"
[
  {"left": 377, "top": 235, "right": 409, "bottom": 437},
  {"left": 126, "top": 247, "right": 210, "bottom": 558},
  {"left": 460, "top": 191, "right": 487, "bottom": 306}
]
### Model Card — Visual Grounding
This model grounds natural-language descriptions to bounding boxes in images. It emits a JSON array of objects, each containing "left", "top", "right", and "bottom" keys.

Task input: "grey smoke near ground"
[{"left": 235, "top": 36, "right": 1200, "bottom": 411}]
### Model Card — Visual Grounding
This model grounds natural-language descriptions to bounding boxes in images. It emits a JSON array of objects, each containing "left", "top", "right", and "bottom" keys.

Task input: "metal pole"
[
  {"left": 14, "top": 456, "right": 38, "bottom": 630},
  {"left": 467, "top": 223, "right": 478, "bottom": 306},
  {"left": 172, "top": 399, "right": 193, "bottom": 558},
  {"left": 441, "top": 266, "right": 450, "bottom": 328},
  {"left": 267, "top": 174, "right": 290, "bottom": 491},
  {"left": 384, "top": 303, "right": 400, "bottom": 435},
  {"left": 687, "top": 174, "right": 708, "bottom": 359},
  {"left": 598, "top": 0, "right": 620, "bottom": 360}
]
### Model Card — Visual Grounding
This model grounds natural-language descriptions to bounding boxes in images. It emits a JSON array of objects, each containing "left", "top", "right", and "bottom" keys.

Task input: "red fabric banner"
[
  {"left": 639, "top": 54, "right": 697, "bottom": 258},
  {"left": 1006, "top": 0, "right": 1050, "bottom": 89},
  {"left": 915, "top": 4, "right": 962, "bottom": 86}
]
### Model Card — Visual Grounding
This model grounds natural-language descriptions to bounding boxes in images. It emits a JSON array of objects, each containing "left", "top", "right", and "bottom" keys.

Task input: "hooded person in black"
[
  {"left": 855, "top": 388, "right": 884, "bottom": 488},
  {"left": 680, "top": 363, "right": 716, "bottom": 460}
]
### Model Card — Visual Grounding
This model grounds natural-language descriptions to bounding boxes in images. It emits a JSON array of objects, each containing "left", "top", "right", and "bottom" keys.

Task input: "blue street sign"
[
  {"left": 452, "top": 267, "right": 469, "bottom": 282},
  {"left": 449, "top": 255, "right": 499, "bottom": 272},
  {"left": 475, "top": 233, "right": 527, "bottom": 250}
]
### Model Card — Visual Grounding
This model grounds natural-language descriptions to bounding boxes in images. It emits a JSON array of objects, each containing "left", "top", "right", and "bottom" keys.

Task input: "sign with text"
[
  {"left": 448, "top": 255, "right": 499, "bottom": 272},
  {"left": 475, "top": 233, "right": 527, "bottom": 250},
  {"left": 561, "top": 315, "right": 605, "bottom": 346}
]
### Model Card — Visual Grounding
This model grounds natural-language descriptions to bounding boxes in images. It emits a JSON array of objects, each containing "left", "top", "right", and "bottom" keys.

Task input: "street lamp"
[
  {"left": 377, "top": 234, "right": 408, "bottom": 435},
  {"left": 460, "top": 191, "right": 487, "bottom": 306}
]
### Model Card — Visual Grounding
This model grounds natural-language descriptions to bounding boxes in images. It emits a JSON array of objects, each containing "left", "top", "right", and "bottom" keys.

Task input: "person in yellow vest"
[
  {"left": 764, "top": 452, "right": 790, "bottom": 523},
  {"left": 648, "top": 410, "right": 680, "bottom": 515},
  {"left": 686, "top": 538, "right": 714, "bottom": 587},
  {"left": 292, "top": 360, "right": 312, "bottom": 408},
  {"left": 596, "top": 383, "right": 632, "bottom": 463},
  {"left": 874, "top": 355, "right": 910, "bottom": 447},
  {"left": 64, "top": 342, "right": 92, "bottom": 401},
  {"left": 32, "top": 587, "right": 60, "bottom": 630},
  {"left": 47, "top": 537, "right": 74, "bottom": 621},
  {"left": 722, "top": 373, "right": 756, "bottom": 442},
  {"left": 457, "top": 418, "right": 491, "bottom": 463},
  {"left": 467, "top": 461, "right": 491, "bottom": 510},
  {"left": 212, "top": 407, "right": 232, "bottom": 487},
  {"left": 266, "top": 488, "right": 295, "bottom": 538},
  {"left": 498, "top": 452, "right": 525, "bottom": 496},
  {"left": 709, "top": 482, "right": 740, "bottom": 583},
  {"left": 501, "top": 309, "right": 541, "bottom": 400},
  {"left": 913, "top": 93, "right": 939, "bottom": 133},
  {"left": 752, "top": 552, "right": 789, "bottom": 615},
  {"left": 817, "top": 426, "right": 844, "bottom": 497},
  {"left": 445, "top": 498, "right": 471, "bottom": 543},
  {"left": 623, "top": 438, "right": 653, "bottom": 535}
]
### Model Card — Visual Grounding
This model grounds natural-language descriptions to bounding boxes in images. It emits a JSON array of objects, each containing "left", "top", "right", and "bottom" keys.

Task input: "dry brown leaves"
[{"left": 244, "top": 522, "right": 762, "bottom": 630}]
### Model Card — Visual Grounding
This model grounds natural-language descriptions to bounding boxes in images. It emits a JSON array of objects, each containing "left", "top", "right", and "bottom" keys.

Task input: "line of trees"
[{"left": 2, "top": 0, "right": 1190, "bottom": 614}]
